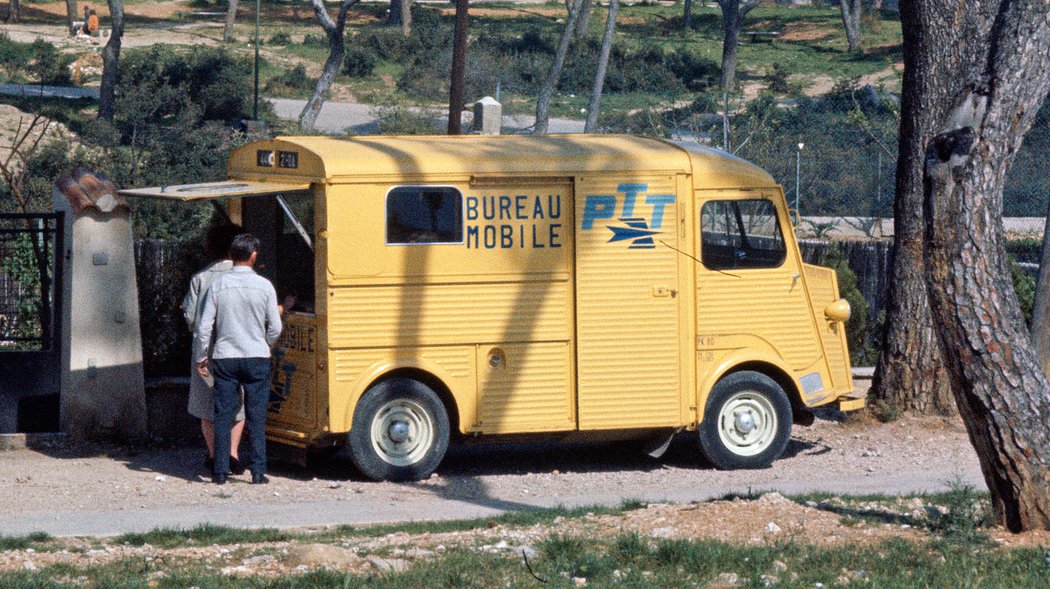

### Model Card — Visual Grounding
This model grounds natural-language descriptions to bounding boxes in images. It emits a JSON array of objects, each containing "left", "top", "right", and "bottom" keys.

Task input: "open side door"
[{"left": 121, "top": 179, "right": 325, "bottom": 444}]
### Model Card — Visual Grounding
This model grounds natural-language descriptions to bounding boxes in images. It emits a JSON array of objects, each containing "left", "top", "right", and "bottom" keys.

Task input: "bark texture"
[
  {"left": 534, "top": 0, "right": 584, "bottom": 135},
  {"left": 98, "top": 0, "right": 125, "bottom": 121},
  {"left": 839, "top": 0, "right": 863, "bottom": 53},
  {"left": 871, "top": 0, "right": 957, "bottom": 415},
  {"left": 223, "top": 0, "right": 238, "bottom": 42},
  {"left": 908, "top": 0, "right": 1050, "bottom": 531},
  {"left": 299, "top": 0, "right": 358, "bottom": 131},
  {"left": 717, "top": 0, "right": 763, "bottom": 92},
  {"left": 584, "top": 0, "right": 619, "bottom": 133}
]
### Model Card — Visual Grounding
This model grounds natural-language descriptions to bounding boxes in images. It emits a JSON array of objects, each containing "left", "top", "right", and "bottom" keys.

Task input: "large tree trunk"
[
  {"left": 717, "top": 1, "right": 762, "bottom": 93},
  {"left": 870, "top": 0, "right": 956, "bottom": 415},
  {"left": 386, "top": 0, "right": 411, "bottom": 36},
  {"left": 98, "top": 0, "right": 125, "bottom": 121},
  {"left": 683, "top": 0, "right": 692, "bottom": 33},
  {"left": 5, "top": 0, "right": 19, "bottom": 23},
  {"left": 65, "top": 0, "right": 78, "bottom": 35},
  {"left": 534, "top": 0, "right": 584, "bottom": 135},
  {"left": 584, "top": 0, "right": 618, "bottom": 133},
  {"left": 909, "top": 0, "right": 1050, "bottom": 532},
  {"left": 223, "top": 0, "right": 238, "bottom": 42},
  {"left": 838, "top": 0, "right": 863, "bottom": 53},
  {"left": 300, "top": 0, "right": 358, "bottom": 131}
]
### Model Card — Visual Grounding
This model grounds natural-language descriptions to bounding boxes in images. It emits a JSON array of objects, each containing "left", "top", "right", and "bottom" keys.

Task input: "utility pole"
[
  {"left": 253, "top": 0, "right": 261, "bottom": 120},
  {"left": 447, "top": 0, "right": 469, "bottom": 134},
  {"left": 795, "top": 142, "right": 804, "bottom": 213}
]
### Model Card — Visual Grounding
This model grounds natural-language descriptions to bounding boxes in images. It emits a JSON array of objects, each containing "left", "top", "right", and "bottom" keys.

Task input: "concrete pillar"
[
  {"left": 53, "top": 170, "right": 147, "bottom": 442},
  {"left": 472, "top": 96, "right": 502, "bottom": 135}
]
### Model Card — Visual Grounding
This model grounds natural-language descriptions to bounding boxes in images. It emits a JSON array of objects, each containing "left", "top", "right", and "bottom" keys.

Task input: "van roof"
[{"left": 231, "top": 135, "right": 777, "bottom": 190}]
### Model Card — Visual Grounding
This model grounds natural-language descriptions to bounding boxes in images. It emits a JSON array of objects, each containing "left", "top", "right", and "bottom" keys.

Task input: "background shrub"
[{"left": 343, "top": 46, "right": 376, "bottom": 78}]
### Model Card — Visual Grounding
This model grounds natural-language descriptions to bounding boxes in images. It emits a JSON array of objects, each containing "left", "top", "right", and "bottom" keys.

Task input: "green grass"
[
  {"left": 110, "top": 501, "right": 646, "bottom": 549},
  {"left": 3, "top": 535, "right": 1048, "bottom": 588},
  {"left": 0, "top": 532, "right": 52, "bottom": 551}
]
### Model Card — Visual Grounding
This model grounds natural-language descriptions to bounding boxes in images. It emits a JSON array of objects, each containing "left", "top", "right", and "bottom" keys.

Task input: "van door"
[
  {"left": 695, "top": 191, "right": 825, "bottom": 393},
  {"left": 574, "top": 176, "right": 684, "bottom": 429}
]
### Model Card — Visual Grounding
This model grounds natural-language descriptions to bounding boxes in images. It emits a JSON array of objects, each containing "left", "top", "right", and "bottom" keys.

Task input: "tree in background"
[
  {"left": 838, "top": 0, "right": 863, "bottom": 53},
  {"left": 717, "top": 0, "right": 764, "bottom": 92},
  {"left": 98, "top": 0, "right": 125, "bottom": 121},
  {"left": 223, "top": 0, "right": 238, "bottom": 42},
  {"left": 4, "top": 0, "right": 18, "bottom": 23},
  {"left": 65, "top": 0, "right": 77, "bottom": 35},
  {"left": 300, "top": 0, "right": 360, "bottom": 131},
  {"left": 386, "top": 0, "right": 411, "bottom": 36},
  {"left": 534, "top": 0, "right": 584, "bottom": 134},
  {"left": 571, "top": 0, "right": 591, "bottom": 40},
  {"left": 871, "top": 0, "right": 955, "bottom": 415},
  {"left": 584, "top": 0, "right": 619, "bottom": 133},
  {"left": 683, "top": 0, "right": 693, "bottom": 32},
  {"left": 907, "top": 0, "right": 1050, "bottom": 530}
]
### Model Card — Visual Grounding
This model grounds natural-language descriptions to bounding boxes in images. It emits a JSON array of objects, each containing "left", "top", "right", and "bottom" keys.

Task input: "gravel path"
[{"left": 0, "top": 414, "right": 983, "bottom": 537}]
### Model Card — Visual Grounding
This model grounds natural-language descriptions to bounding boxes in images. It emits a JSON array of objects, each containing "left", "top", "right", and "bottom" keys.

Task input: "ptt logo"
[{"left": 581, "top": 183, "right": 675, "bottom": 249}]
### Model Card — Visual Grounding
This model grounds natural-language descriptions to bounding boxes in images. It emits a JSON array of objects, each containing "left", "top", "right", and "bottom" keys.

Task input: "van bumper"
[{"left": 835, "top": 395, "right": 866, "bottom": 412}]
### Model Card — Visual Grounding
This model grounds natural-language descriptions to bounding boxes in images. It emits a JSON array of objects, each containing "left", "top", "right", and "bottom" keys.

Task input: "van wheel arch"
[
  {"left": 362, "top": 368, "right": 461, "bottom": 439},
  {"left": 723, "top": 362, "right": 807, "bottom": 424}
]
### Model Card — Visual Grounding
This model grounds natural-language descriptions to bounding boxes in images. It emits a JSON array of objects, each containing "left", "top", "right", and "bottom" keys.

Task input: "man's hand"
[{"left": 196, "top": 359, "right": 209, "bottom": 379}]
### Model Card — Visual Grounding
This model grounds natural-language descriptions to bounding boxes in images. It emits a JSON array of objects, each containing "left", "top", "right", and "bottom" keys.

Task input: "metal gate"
[{"left": 0, "top": 213, "right": 64, "bottom": 433}]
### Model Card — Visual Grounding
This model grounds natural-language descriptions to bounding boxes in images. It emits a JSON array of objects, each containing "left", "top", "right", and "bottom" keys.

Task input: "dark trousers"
[{"left": 212, "top": 357, "right": 270, "bottom": 476}]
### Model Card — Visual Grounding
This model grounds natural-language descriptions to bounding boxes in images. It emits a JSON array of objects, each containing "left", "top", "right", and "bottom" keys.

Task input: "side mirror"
[
  {"left": 788, "top": 208, "right": 801, "bottom": 229},
  {"left": 824, "top": 298, "right": 851, "bottom": 323}
]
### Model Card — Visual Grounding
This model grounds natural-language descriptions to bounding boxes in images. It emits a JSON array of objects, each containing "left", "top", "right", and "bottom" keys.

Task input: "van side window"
[
  {"left": 386, "top": 186, "right": 463, "bottom": 245},
  {"left": 700, "top": 199, "right": 786, "bottom": 269}
]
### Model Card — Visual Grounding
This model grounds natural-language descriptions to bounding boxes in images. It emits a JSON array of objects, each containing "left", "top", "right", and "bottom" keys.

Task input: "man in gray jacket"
[{"left": 195, "top": 233, "right": 282, "bottom": 485}]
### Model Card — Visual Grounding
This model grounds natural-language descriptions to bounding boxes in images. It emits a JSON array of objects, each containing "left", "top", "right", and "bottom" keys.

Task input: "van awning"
[{"left": 118, "top": 180, "right": 311, "bottom": 201}]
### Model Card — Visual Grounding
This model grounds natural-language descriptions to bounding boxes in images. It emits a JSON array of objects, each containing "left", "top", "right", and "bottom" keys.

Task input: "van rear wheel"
[
  {"left": 348, "top": 377, "right": 450, "bottom": 481},
  {"left": 698, "top": 371, "right": 791, "bottom": 470}
]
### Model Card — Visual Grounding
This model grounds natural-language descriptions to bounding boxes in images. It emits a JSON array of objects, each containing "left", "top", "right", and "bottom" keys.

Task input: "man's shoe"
[
  {"left": 250, "top": 472, "right": 269, "bottom": 485},
  {"left": 211, "top": 473, "right": 227, "bottom": 485},
  {"left": 229, "top": 456, "right": 245, "bottom": 475}
]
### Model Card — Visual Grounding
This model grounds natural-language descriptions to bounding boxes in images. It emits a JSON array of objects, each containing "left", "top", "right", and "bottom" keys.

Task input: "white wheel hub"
[
  {"left": 370, "top": 399, "right": 435, "bottom": 466},
  {"left": 717, "top": 391, "right": 777, "bottom": 457}
]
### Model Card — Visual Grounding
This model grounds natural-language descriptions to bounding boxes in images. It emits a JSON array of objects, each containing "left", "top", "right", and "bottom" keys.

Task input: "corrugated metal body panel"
[
  {"left": 327, "top": 281, "right": 571, "bottom": 349},
  {"left": 574, "top": 176, "right": 683, "bottom": 429},
  {"left": 476, "top": 343, "right": 574, "bottom": 433},
  {"left": 328, "top": 346, "right": 478, "bottom": 434},
  {"left": 330, "top": 347, "right": 474, "bottom": 384},
  {"left": 803, "top": 265, "right": 851, "bottom": 390},
  {"left": 697, "top": 268, "right": 822, "bottom": 370}
]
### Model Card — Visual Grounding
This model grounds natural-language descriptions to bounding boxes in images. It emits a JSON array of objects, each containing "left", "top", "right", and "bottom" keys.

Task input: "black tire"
[
  {"left": 348, "top": 377, "right": 450, "bottom": 482},
  {"left": 698, "top": 371, "right": 792, "bottom": 470}
]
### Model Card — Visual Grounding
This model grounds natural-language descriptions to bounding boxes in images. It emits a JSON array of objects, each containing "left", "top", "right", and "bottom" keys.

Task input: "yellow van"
[{"left": 121, "top": 135, "right": 863, "bottom": 481}]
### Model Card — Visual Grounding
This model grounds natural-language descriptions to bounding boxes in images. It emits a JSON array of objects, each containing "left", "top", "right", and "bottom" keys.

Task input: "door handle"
[{"left": 653, "top": 286, "right": 677, "bottom": 298}]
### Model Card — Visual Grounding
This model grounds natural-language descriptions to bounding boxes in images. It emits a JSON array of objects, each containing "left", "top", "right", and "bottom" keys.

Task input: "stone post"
[
  {"left": 53, "top": 169, "right": 147, "bottom": 442},
  {"left": 472, "top": 97, "right": 502, "bottom": 135}
]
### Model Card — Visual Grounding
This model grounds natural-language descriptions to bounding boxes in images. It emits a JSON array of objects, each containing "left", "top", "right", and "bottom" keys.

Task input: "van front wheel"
[
  {"left": 698, "top": 371, "right": 791, "bottom": 470},
  {"left": 348, "top": 378, "right": 450, "bottom": 481}
]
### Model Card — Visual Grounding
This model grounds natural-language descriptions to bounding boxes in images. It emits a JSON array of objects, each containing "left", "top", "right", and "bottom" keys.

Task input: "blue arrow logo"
[{"left": 607, "top": 217, "right": 660, "bottom": 249}]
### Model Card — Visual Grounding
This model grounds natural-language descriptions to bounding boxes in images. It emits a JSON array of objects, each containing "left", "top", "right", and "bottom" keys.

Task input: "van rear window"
[
  {"left": 386, "top": 186, "right": 463, "bottom": 245},
  {"left": 700, "top": 199, "right": 786, "bottom": 270}
]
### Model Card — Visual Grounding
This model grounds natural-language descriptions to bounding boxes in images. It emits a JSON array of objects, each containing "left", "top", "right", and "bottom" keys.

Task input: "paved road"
[
  {"left": 0, "top": 83, "right": 99, "bottom": 100},
  {"left": 267, "top": 98, "right": 587, "bottom": 135}
]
